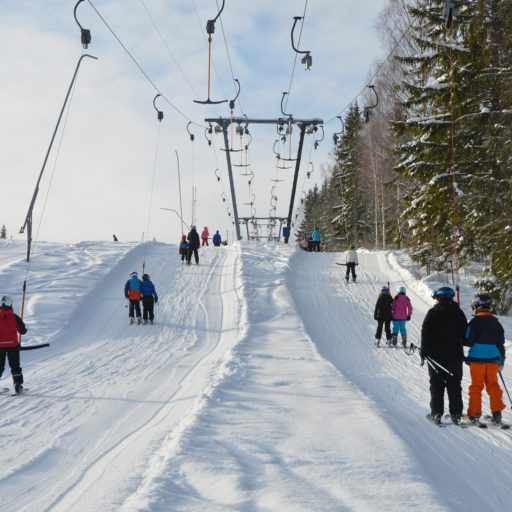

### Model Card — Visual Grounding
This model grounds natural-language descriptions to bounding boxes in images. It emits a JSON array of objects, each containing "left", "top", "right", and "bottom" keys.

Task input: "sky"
[
  {"left": 1, "top": 0, "right": 390, "bottom": 247},
  {"left": 2, "top": 238, "right": 512, "bottom": 510}
]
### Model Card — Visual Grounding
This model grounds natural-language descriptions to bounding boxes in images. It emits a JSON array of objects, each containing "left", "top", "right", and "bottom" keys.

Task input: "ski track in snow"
[{"left": 1, "top": 240, "right": 512, "bottom": 511}]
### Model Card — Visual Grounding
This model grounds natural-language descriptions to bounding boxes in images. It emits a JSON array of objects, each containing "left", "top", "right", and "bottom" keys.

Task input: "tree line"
[{"left": 296, "top": 0, "right": 512, "bottom": 311}]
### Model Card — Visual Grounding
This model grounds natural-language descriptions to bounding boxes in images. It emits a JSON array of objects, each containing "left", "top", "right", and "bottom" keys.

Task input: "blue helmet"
[
  {"left": 381, "top": 286, "right": 389, "bottom": 294},
  {"left": 432, "top": 287, "right": 455, "bottom": 300}
]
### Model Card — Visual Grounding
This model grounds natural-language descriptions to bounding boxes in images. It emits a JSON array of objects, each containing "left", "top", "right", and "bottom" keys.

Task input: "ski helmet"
[
  {"left": 0, "top": 295, "right": 13, "bottom": 309},
  {"left": 471, "top": 294, "right": 492, "bottom": 311},
  {"left": 130, "top": 271, "right": 138, "bottom": 277},
  {"left": 432, "top": 286, "right": 455, "bottom": 300},
  {"left": 399, "top": 286, "right": 406, "bottom": 293},
  {"left": 142, "top": 273, "right": 149, "bottom": 280},
  {"left": 381, "top": 286, "right": 389, "bottom": 294},
  {"left": 191, "top": 225, "right": 197, "bottom": 229}
]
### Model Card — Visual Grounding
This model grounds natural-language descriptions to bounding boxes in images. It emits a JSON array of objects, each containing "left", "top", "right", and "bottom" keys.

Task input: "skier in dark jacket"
[
  {"left": 421, "top": 286, "right": 467, "bottom": 425},
  {"left": 212, "top": 231, "right": 222, "bottom": 247},
  {"left": 140, "top": 274, "right": 158, "bottom": 325},
  {"left": 0, "top": 295, "right": 27, "bottom": 394},
  {"left": 187, "top": 225, "right": 201, "bottom": 265},
  {"left": 124, "top": 271, "right": 142, "bottom": 324},
  {"left": 374, "top": 286, "right": 393, "bottom": 346},
  {"left": 464, "top": 294, "right": 506, "bottom": 425}
]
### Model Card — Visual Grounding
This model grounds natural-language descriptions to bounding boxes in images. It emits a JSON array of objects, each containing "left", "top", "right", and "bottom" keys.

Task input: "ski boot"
[
  {"left": 150, "top": 319, "right": 154, "bottom": 325},
  {"left": 391, "top": 334, "right": 398, "bottom": 347},
  {"left": 129, "top": 317, "right": 134, "bottom": 325},
  {"left": 450, "top": 414, "right": 462, "bottom": 426},
  {"left": 430, "top": 412, "right": 442, "bottom": 425},
  {"left": 401, "top": 336, "right": 407, "bottom": 348},
  {"left": 491, "top": 411, "right": 503, "bottom": 425},
  {"left": 468, "top": 416, "right": 481, "bottom": 426},
  {"left": 375, "top": 337, "right": 381, "bottom": 347},
  {"left": 14, "top": 383, "right": 23, "bottom": 394},
  {"left": 143, "top": 319, "right": 148, "bottom": 325},
  {"left": 137, "top": 317, "right": 142, "bottom": 325}
]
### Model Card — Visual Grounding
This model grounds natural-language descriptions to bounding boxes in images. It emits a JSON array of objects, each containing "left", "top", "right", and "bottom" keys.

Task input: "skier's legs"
[
  {"left": 397, "top": 320, "right": 407, "bottom": 339},
  {"left": 142, "top": 297, "right": 149, "bottom": 321},
  {"left": 384, "top": 320, "right": 392, "bottom": 340},
  {"left": 350, "top": 263, "right": 356, "bottom": 280},
  {"left": 468, "top": 363, "right": 485, "bottom": 417},
  {"left": 134, "top": 300, "right": 142, "bottom": 318},
  {"left": 483, "top": 363, "right": 506, "bottom": 413},
  {"left": 186, "top": 248, "right": 193, "bottom": 263},
  {"left": 193, "top": 248, "right": 199, "bottom": 264},
  {"left": 392, "top": 320, "right": 400, "bottom": 335},
  {"left": 128, "top": 301, "right": 135, "bottom": 318},
  {"left": 7, "top": 349, "right": 23, "bottom": 385},
  {"left": 0, "top": 349, "right": 6, "bottom": 377},
  {"left": 428, "top": 367, "right": 446, "bottom": 415},
  {"left": 345, "top": 266, "right": 350, "bottom": 281},
  {"left": 445, "top": 364, "right": 463, "bottom": 415},
  {"left": 147, "top": 298, "right": 155, "bottom": 321},
  {"left": 375, "top": 320, "right": 383, "bottom": 339}
]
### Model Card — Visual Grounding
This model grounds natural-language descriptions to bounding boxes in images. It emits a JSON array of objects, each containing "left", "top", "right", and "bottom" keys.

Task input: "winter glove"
[{"left": 406, "top": 315, "right": 411, "bottom": 321}]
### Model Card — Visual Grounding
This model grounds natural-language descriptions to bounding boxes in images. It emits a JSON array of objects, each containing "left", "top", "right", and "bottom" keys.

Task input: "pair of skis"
[
  {"left": 426, "top": 413, "right": 510, "bottom": 430},
  {"left": 1, "top": 387, "right": 28, "bottom": 397}
]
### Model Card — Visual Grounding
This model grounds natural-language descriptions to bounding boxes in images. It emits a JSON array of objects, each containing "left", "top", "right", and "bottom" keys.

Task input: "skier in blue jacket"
[
  {"left": 140, "top": 273, "right": 158, "bottom": 325},
  {"left": 310, "top": 227, "right": 321, "bottom": 252}
]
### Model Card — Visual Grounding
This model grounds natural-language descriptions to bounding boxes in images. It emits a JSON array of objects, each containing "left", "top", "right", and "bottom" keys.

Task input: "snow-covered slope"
[{"left": 0, "top": 240, "right": 511, "bottom": 511}]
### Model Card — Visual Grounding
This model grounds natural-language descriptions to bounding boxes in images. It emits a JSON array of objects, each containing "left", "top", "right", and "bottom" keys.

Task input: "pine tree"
[{"left": 0, "top": 225, "right": 6, "bottom": 239}]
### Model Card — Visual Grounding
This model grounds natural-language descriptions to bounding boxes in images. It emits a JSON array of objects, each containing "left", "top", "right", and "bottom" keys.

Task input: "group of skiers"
[
  {"left": 178, "top": 226, "right": 223, "bottom": 265},
  {"left": 124, "top": 271, "right": 158, "bottom": 325},
  {"left": 374, "top": 284, "right": 507, "bottom": 427}
]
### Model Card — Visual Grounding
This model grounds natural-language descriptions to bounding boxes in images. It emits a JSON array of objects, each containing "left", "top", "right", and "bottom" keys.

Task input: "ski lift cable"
[{"left": 87, "top": 0, "right": 198, "bottom": 125}]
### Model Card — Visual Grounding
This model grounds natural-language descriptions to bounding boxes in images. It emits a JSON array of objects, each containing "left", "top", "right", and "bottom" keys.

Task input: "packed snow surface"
[{"left": 0, "top": 239, "right": 511, "bottom": 511}]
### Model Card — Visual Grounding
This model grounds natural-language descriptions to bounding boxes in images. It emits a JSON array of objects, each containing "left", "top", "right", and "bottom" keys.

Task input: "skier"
[
  {"left": 178, "top": 235, "right": 189, "bottom": 264},
  {"left": 464, "top": 294, "right": 506, "bottom": 426},
  {"left": 391, "top": 286, "right": 413, "bottom": 347},
  {"left": 113, "top": 234, "right": 118, "bottom": 242},
  {"left": 0, "top": 295, "right": 27, "bottom": 394},
  {"left": 187, "top": 225, "right": 200, "bottom": 265},
  {"left": 201, "top": 227, "right": 209, "bottom": 247},
  {"left": 374, "top": 286, "right": 393, "bottom": 346},
  {"left": 420, "top": 287, "right": 467, "bottom": 425},
  {"left": 310, "top": 227, "right": 321, "bottom": 252},
  {"left": 140, "top": 273, "right": 158, "bottom": 325},
  {"left": 212, "top": 230, "right": 222, "bottom": 247},
  {"left": 345, "top": 244, "right": 358, "bottom": 283},
  {"left": 124, "top": 271, "right": 142, "bottom": 324}
]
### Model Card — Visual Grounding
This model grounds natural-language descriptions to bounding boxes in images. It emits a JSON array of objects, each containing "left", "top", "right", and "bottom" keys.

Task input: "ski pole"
[
  {"left": 426, "top": 356, "right": 454, "bottom": 377},
  {"left": 499, "top": 371, "right": 512, "bottom": 409},
  {"left": 426, "top": 359, "right": 440, "bottom": 374}
]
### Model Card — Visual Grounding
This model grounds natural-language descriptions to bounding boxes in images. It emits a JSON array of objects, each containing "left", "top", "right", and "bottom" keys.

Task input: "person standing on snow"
[
  {"left": 345, "top": 244, "right": 358, "bottom": 283},
  {"left": 310, "top": 227, "right": 321, "bottom": 252},
  {"left": 464, "top": 294, "right": 506, "bottom": 426},
  {"left": 212, "top": 230, "right": 222, "bottom": 247},
  {"left": 141, "top": 273, "right": 158, "bottom": 325},
  {"left": 187, "top": 225, "right": 200, "bottom": 265},
  {"left": 420, "top": 287, "right": 467, "bottom": 425},
  {"left": 0, "top": 295, "right": 27, "bottom": 394},
  {"left": 201, "top": 227, "right": 209, "bottom": 247},
  {"left": 124, "top": 271, "right": 142, "bottom": 324},
  {"left": 178, "top": 235, "right": 189, "bottom": 264},
  {"left": 374, "top": 286, "right": 393, "bottom": 346},
  {"left": 391, "top": 286, "right": 413, "bottom": 347}
]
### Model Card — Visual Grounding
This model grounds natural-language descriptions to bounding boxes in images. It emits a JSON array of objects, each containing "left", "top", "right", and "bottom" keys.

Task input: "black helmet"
[
  {"left": 142, "top": 273, "right": 150, "bottom": 280},
  {"left": 471, "top": 294, "right": 492, "bottom": 311},
  {"left": 0, "top": 295, "right": 13, "bottom": 309},
  {"left": 432, "top": 287, "right": 455, "bottom": 300}
]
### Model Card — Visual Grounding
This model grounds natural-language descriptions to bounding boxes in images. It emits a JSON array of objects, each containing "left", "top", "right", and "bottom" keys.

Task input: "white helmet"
[
  {"left": 399, "top": 286, "right": 406, "bottom": 293},
  {"left": 0, "top": 295, "right": 13, "bottom": 308}
]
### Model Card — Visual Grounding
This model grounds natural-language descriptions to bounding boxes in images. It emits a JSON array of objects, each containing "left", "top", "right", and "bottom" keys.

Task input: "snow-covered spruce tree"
[
  {"left": 295, "top": 185, "right": 319, "bottom": 245},
  {"left": 331, "top": 103, "right": 365, "bottom": 248},
  {"left": 393, "top": 0, "right": 474, "bottom": 269},
  {"left": 0, "top": 225, "right": 6, "bottom": 239}
]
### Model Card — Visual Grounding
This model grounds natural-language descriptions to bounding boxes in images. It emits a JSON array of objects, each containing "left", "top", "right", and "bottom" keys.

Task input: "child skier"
[
  {"left": 201, "top": 227, "right": 209, "bottom": 246},
  {"left": 124, "top": 271, "right": 142, "bottom": 325},
  {"left": 0, "top": 295, "right": 27, "bottom": 394},
  {"left": 345, "top": 244, "right": 358, "bottom": 283},
  {"left": 420, "top": 287, "right": 467, "bottom": 425},
  {"left": 179, "top": 235, "right": 189, "bottom": 263},
  {"left": 464, "top": 294, "right": 506, "bottom": 426},
  {"left": 391, "top": 286, "right": 413, "bottom": 347},
  {"left": 212, "top": 230, "right": 222, "bottom": 247},
  {"left": 374, "top": 286, "right": 393, "bottom": 346},
  {"left": 141, "top": 274, "right": 158, "bottom": 325}
]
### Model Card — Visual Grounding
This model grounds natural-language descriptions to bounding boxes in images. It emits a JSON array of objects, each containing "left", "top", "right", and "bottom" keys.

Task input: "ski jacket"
[
  {"left": 0, "top": 309, "right": 27, "bottom": 349},
  {"left": 179, "top": 241, "right": 189, "bottom": 254},
  {"left": 346, "top": 250, "right": 358, "bottom": 264},
  {"left": 124, "top": 276, "right": 142, "bottom": 300},
  {"left": 464, "top": 312, "right": 505, "bottom": 364},
  {"left": 187, "top": 229, "right": 200, "bottom": 249},
  {"left": 421, "top": 300, "right": 467, "bottom": 363},
  {"left": 213, "top": 233, "right": 221, "bottom": 245},
  {"left": 374, "top": 293, "right": 393, "bottom": 321},
  {"left": 311, "top": 229, "right": 321, "bottom": 242},
  {"left": 201, "top": 228, "right": 209, "bottom": 240},
  {"left": 391, "top": 293, "right": 413, "bottom": 320},
  {"left": 141, "top": 280, "right": 158, "bottom": 301}
]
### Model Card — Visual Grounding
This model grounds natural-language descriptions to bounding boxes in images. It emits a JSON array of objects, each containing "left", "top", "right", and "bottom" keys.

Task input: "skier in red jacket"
[{"left": 0, "top": 295, "right": 27, "bottom": 394}]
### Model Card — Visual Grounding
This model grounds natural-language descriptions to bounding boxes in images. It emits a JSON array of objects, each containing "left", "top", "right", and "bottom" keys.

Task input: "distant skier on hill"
[
  {"left": 373, "top": 286, "right": 393, "bottom": 346},
  {"left": 179, "top": 235, "right": 188, "bottom": 264},
  {"left": 124, "top": 271, "right": 142, "bottom": 325},
  {"left": 345, "top": 244, "right": 358, "bottom": 283},
  {"left": 391, "top": 286, "right": 412, "bottom": 347},
  {"left": 420, "top": 287, "right": 467, "bottom": 425},
  {"left": 201, "top": 227, "right": 209, "bottom": 247},
  {"left": 464, "top": 294, "right": 506, "bottom": 426},
  {"left": 141, "top": 274, "right": 158, "bottom": 325},
  {"left": 212, "top": 230, "right": 222, "bottom": 247},
  {"left": 0, "top": 295, "right": 27, "bottom": 394},
  {"left": 187, "top": 226, "right": 200, "bottom": 265},
  {"left": 310, "top": 228, "right": 321, "bottom": 252}
]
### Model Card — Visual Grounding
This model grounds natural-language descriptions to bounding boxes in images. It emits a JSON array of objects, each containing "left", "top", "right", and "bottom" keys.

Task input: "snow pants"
[
  {"left": 375, "top": 320, "right": 392, "bottom": 340},
  {"left": 142, "top": 297, "right": 155, "bottom": 322},
  {"left": 187, "top": 248, "right": 199, "bottom": 264},
  {"left": 345, "top": 263, "right": 356, "bottom": 281},
  {"left": 202, "top": 238, "right": 209, "bottom": 246},
  {"left": 467, "top": 362, "right": 506, "bottom": 418},
  {"left": 312, "top": 241, "right": 320, "bottom": 252},
  {"left": 0, "top": 348, "right": 23, "bottom": 385},
  {"left": 392, "top": 319, "right": 407, "bottom": 339},
  {"left": 128, "top": 299, "right": 141, "bottom": 318},
  {"left": 428, "top": 360, "right": 463, "bottom": 416}
]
